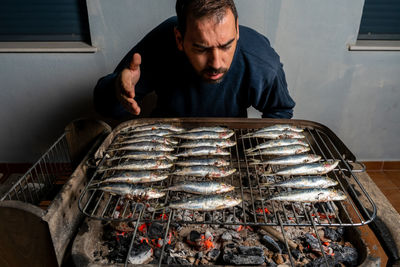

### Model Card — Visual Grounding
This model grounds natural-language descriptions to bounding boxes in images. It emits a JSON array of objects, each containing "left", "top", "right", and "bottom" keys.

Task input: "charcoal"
[
  {"left": 207, "top": 248, "right": 221, "bottom": 261},
  {"left": 237, "top": 246, "right": 264, "bottom": 256},
  {"left": 291, "top": 249, "right": 301, "bottom": 260},
  {"left": 205, "top": 212, "right": 212, "bottom": 221},
  {"left": 221, "top": 232, "right": 233, "bottom": 241},
  {"left": 223, "top": 250, "right": 265, "bottom": 265},
  {"left": 333, "top": 246, "right": 358, "bottom": 266},
  {"left": 153, "top": 248, "right": 162, "bottom": 258},
  {"left": 163, "top": 256, "right": 177, "bottom": 265},
  {"left": 148, "top": 222, "right": 164, "bottom": 239},
  {"left": 261, "top": 235, "right": 282, "bottom": 253},
  {"left": 176, "top": 258, "right": 191, "bottom": 265},
  {"left": 265, "top": 258, "right": 278, "bottom": 267},
  {"left": 196, "top": 251, "right": 204, "bottom": 259},
  {"left": 324, "top": 227, "right": 342, "bottom": 242},
  {"left": 336, "top": 227, "right": 344, "bottom": 236},
  {"left": 306, "top": 256, "right": 336, "bottom": 267},
  {"left": 304, "top": 233, "right": 320, "bottom": 251},
  {"left": 225, "top": 242, "right": 236, "bottom": 249},
  {"left": 189, "top": 230, "right": 201, "bottom": 242},
  {"left": 128, "top": 242, "right": 152, "bottom": 264}
]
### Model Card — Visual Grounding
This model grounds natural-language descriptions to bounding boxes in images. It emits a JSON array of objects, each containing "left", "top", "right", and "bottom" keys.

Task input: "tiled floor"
[{"left": 367, "top": 170, "right": 400, "bottom": 214}]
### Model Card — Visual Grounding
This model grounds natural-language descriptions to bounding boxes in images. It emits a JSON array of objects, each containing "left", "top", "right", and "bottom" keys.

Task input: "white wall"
[{"left": 0, "top": 0, "right": 399, "bottom": 162}]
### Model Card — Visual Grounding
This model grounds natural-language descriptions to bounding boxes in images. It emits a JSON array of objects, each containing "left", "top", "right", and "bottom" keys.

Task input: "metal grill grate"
[
  {"left": 0, "top": 133, "right": 73, "bottom": 205},
  {"left": 78, "top": 126, "right": 376, "bottom": 227}
]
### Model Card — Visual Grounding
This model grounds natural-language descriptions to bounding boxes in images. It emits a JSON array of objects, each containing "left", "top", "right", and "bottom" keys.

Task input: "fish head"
[
  {"left": 311, "top": 154, "right": 322, "bottom": 161},
  {"left": 217, "top": 183, "right": 235, "bottom": 193},
  {"left": 331, "top": 189, "right": 347, "bottom": 201},
  {"left": 149, "top": 189, "right": 166, "bottom": 199},
  {"left": 215, "top": 159, "right": 228, "bottom": 167},
  {"left": 224, "top": 195, "right": 242, "bottom": 206}
]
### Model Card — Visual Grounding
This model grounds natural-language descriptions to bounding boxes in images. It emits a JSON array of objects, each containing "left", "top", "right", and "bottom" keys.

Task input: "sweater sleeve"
[
  {"left": 261, "top": 64, "right": 295, "bottom": 119},
  {"left": 249, "top": 62, "right": 295, "bottom": 119}
]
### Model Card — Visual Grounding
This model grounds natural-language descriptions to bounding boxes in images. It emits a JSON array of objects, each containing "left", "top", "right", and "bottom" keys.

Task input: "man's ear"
[{"left": 174, "top": 27, "right": 184, "bottom": 51}]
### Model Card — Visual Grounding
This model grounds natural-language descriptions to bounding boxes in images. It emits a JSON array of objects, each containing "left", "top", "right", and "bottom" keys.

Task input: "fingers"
[
  {"left": 129, "top": 53, "right": 141, "bottom": 71},
  {"left": 116, "top": 71, "right": 141, "bottom": 116},
  {"left": 121, "top": 94, "right": 141, "bottom": 115},
  {"left": 116, "top": 53, "right": 142, "bottom": 115}
]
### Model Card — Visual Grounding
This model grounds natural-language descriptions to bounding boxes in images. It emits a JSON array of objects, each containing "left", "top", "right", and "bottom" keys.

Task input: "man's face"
[{"left": 175, "top": 8, "right": 239, "bottom": 83}]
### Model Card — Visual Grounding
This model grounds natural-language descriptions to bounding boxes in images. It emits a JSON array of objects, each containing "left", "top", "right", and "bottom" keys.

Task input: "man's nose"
[{"left": 208, "top": 48, "right": 222, "bottom": 69}]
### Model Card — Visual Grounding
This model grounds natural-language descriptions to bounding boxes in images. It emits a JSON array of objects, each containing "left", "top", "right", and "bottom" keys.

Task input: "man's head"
[{"left": 175, "top": 0, "right": 239, "bottom": 83}]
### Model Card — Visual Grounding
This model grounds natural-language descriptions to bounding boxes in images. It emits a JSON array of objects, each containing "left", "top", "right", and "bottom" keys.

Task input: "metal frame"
[
  {"left": 78, "top": 125, "right": 376, "bottom": 227},
  {"left": 1, "top": 133, "right": 72, "bottom": 204}
]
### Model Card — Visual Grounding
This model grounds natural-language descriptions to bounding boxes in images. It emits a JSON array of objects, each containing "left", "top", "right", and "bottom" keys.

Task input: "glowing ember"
[
  {"left": 256, "top": 207, "right": 271, "bottom": 214},
  {"left": 236, "top": 225, "right": 244, "bottom": 232},
  {"left": 138, "top": 223, "right": 147, "bottom": 233},
  {"left": 159, "top": 213, "right": 168, "bottom": 220}
]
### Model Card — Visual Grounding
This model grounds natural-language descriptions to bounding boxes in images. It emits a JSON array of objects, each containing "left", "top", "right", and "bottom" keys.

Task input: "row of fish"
[
  {"left": 89, "top": 123, "right": 241, "bottom": 211},
  {"left": 242, "top": 124, "right": 346, "bottom": 202}
]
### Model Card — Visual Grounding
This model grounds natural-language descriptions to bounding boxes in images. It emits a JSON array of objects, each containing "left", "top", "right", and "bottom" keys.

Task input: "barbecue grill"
[{"left": 0, "top": 118, "right": 398, "bottom": 267}]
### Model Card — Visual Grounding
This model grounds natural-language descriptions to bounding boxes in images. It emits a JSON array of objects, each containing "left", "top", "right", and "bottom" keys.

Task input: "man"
[{"left": 94, "top": 0, "right": 295, "bottom": 119}]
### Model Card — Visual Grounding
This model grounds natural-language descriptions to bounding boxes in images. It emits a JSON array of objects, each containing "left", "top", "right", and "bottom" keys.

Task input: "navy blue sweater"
[{"left": 94, "top": 17, "right": 295, "bottom": 118}]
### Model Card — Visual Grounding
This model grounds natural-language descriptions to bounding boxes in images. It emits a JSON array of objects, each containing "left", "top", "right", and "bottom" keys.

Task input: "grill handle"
[{"left": 347, "top": 160, "right": 366, "bottom": 173}]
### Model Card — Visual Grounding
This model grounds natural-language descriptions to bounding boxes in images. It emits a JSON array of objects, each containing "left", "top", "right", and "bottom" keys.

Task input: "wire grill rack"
[
  {"left": 78, "top": 122, "right": 376, "bottom": 227},
  {"left": 1, "top": 133, "right": 73, "bottom": 205}
]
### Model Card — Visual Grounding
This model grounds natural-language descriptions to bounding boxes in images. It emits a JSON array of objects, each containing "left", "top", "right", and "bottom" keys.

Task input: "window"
[
  {"left": 358, "top": 0, "right": 400, "bottom": 40},
  {"left": 0, "top": 0, "right": 95, "bottom": 52},
  {"left": 350, "top": 0, "right": 400, "bottom": 51}
]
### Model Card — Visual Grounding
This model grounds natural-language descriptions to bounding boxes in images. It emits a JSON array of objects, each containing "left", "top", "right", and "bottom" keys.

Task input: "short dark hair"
[{"left": 176, "top": 0, "right": 238, "bottom": 35}]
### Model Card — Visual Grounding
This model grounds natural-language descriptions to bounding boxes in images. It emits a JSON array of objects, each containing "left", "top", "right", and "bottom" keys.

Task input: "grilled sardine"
[
  {"left": 250, "top": 154, "right": 321, "bottom": 166},
  {"left": 247, "top": 145, "right": 310, "bottom": 156},
  {"left": 266, "top": 188, "right": 346, "bottom": 202},
  {"left": 89, "top": 183, "right": 165, "bottom": 200},
  {"left": 274, "top": 160, "right": 340, "bottom": 176},
  {"left": 168, "top": 195, "right": 242, "bottom": 211},
  {"left": 173, "top": 166, "right": 236, "bottom": 178},
  {"left": 166, "top": 181, "right": 235, "bottom": 195},
  {"left": 175, "top": 147, "right": 230, "bottom": 157},
  {"left": 266, "top": 176, "right": 338, "bottom": 188}
]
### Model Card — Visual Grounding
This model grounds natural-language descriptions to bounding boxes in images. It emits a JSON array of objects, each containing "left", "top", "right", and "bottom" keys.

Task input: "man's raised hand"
[{"left": 116, "top": 53, "right": 142, "bottom": 115}]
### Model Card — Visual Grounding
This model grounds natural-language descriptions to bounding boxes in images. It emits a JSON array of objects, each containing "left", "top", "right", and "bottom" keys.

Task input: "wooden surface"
[
  {"left": 0, "top": 201, "right": 58, "bottom": 267},
  {"left": 352, "top": 171, "right": 400, "bottom": 265}
]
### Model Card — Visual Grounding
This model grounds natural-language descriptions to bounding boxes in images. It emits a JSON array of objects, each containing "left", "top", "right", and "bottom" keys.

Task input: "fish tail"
[
  {"left": 239, "top": 133, "right": 252, "bottom": 139},
  {"left": 248, "top": 158, "right": 261, "bottom": 165},
  {"left": 87, "top": 182, "right": 104, "bottom": 190},
  {"left": 150, "top": 203, "right": 168, "bottom": 211}
]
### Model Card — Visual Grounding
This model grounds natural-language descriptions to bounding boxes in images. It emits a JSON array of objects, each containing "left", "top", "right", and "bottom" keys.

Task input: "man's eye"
[
  {"left": 194, "top": 48, "right": 206, "bottom": 53},
  {"left": 221, "top": 45, "right": 231, "bottom": 51}
]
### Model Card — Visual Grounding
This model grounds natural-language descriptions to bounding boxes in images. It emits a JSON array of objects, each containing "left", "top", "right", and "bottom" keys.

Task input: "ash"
[{"left": 95, "top": 204, "right": 359, "bottom": 266}]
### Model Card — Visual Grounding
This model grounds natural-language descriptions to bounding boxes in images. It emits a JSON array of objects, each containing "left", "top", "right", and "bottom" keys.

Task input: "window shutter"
[
  {"left": 358, "top": 0, "right": 400, "bottom": 40},
  {"left": 0, "top": 0, "right": 91, "bottom": 42}
]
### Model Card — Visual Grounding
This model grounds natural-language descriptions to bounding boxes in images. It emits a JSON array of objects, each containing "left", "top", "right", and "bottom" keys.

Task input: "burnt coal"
[
  {"left": 164, "top": 255, "right": 177, "bottom": 265},
  {"left": 189, "top": 230, "right": 201, "bottom": 242},
  {"left": 223, "top": 251, "right": 265, "bottom": 265},
  {"left": 324, "top": 227, "right": 343, "bottom": 242},
  {"left": 291, "top": 249, "right": 301, "bottom": 260},
  {"left": 265, "top": 258, "right": 278, "bottom": 267},
  {"left": 261, "top": 235, "right": 282, "bottom": 253},
  {"left": 127, "top": 242, "right": 152, "bottom": 264},
  {"left": 332, "top": 245, "right": 358, "bottom": 266},
  {"left": 237, "top": 246, "right": 264, "bottom": 256},
  {"left": 304, "top": 233, "right": 320, "bottom": 251},
  {"left": 221, "top": 232, "right": 233, "bottom": 241},
  {"left": 148, "top": 222, "right": 164, "bottom": 239},
  {"left": 208, "top": 248, "right": 221, "bottom": 261},
  {"left": 223, "top": 246, "right": 265, "bottom": 265},
  {"left": 306, "top": 255, "right": 336, "bottom": 267},
  {"left": 176, "top": 258, "right": 191, "bottom": 265}
]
